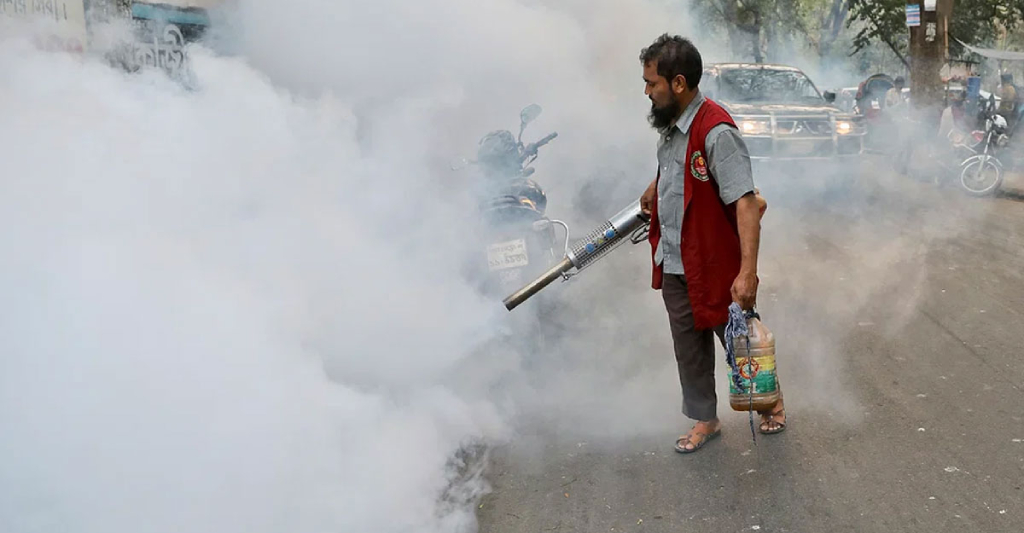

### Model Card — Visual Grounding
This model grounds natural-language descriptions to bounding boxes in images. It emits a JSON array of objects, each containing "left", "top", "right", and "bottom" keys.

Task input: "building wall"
[
  {"left": 2, "top": 1, "right": 221, "bottom": 80},
  {"left": 0, "top": 1, "right": 90, "bottom": 53}
]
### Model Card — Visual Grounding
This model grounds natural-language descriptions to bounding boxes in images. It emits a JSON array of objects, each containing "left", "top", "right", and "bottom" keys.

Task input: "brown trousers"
[{"left": 662, "top": 274, "right": 726, "bottom": 421}]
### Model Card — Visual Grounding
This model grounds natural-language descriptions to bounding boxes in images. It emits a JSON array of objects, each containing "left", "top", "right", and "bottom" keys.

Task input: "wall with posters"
[
  {"left": 75, "top": 0, "right": 218, "bottom": 80},
  {"left": 2, "top": 1, "right": 218, "bottom": 79},
  {"left": 0, "top": 0, "right": 90, "bottom": 53}
]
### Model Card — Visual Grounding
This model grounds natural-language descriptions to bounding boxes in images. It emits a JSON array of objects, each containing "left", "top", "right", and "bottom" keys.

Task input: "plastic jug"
[{"left": 729, "top": 316, "right": 780, "bottom": 412}]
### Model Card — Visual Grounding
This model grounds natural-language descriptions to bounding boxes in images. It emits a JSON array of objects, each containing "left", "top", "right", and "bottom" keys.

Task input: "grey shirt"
[{"left": 655, "top": 91, "right": 755, "bottom": 275}]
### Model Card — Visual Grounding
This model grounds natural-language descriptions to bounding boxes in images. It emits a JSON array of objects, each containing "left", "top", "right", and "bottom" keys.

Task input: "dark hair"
[
  {"left": 894, "top": 76, "right": 905, "bottom": 85},
  {"left": 640, "top": 34, "right": 702, "bottom": 90}
]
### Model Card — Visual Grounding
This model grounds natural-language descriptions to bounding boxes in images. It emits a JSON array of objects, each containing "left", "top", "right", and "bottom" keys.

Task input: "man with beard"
[{"left": 638, "top": 34, "right": 785, "bottom": 454}]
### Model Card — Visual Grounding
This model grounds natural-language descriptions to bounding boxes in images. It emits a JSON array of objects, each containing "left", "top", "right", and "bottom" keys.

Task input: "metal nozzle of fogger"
[{"left": 502, "top": 201, "right": 651, "bottom": 311}]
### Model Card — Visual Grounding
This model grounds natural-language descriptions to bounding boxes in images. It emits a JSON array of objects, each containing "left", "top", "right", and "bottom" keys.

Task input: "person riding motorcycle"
[
  {"left": 477, "top": 130, "right": 522, "bottom": 178},
  {"left": 475, "top": 129, "right": 548, "bottom": 215}
]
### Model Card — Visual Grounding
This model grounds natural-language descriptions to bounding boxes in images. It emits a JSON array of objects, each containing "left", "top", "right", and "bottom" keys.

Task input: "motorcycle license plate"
[{"left": 487, "top": 239, "right": 529, "bottom": 271}]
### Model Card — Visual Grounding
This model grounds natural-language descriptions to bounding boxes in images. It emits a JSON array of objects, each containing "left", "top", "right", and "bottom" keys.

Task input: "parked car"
[{"left": 702, "top": 63, "right": 866, "bottom": 161}]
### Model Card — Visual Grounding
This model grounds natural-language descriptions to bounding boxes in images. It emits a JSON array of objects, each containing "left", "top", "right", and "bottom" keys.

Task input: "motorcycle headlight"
[{"left": 738, "top": 119, "right": 771, "bottom": 135}]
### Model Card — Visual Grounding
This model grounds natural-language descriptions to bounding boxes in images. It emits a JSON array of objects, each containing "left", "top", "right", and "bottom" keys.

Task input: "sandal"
[
  {"left": 758, "top": 407, "right": 787, "bottom": 435},
  {"left": 674, "top": 428, "right": 721, "bottom": 454}
]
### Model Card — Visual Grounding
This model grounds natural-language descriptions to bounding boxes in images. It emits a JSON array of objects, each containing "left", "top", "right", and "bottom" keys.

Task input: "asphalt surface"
[{"left": 474, "top": 161, "right": 1024, "bottom": 533}]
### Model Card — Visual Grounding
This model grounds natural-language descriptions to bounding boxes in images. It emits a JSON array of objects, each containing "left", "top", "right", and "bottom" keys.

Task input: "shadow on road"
[
  {"left": 474, "top": 163, "right": 1024, "bottom": 533},
  {"left": 997, "top": 187, "right": 1024, "bottom": 202}
]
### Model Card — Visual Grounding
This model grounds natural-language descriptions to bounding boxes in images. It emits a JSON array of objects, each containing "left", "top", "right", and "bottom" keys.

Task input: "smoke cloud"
[
  {"left": 0, "top": 1, "right": 699, "bottom": 532},
  {"left": 1, "top": 2, "right": 995, "bottom": 532}
]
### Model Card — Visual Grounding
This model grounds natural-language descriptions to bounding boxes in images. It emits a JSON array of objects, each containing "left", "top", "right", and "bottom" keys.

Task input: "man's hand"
[
  {"left": 731, "top": 270, "right": 758, "bottom": 310},
  {"left": 640, "top": 179, "right": 657, "bottom": 216}
]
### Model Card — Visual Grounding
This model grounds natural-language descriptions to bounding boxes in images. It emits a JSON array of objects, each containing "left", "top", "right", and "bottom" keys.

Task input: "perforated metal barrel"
[
  {"left": 502, "top": 201, "right": 649, "bottom": 311},
  {"left": 567, "top": 203, "right": 648, "bottom": 270}
]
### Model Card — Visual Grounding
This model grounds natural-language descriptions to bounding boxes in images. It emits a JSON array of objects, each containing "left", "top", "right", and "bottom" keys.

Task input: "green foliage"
[
  {"left": 847, "top": 0, "right": 905, "bottom": 54},
  {"left": 691, "top": 0, "right": 851, "bottom": 62},
  {"left": 848, "top": 0, "right": 1024, "bottom": 61},
  {"left": 686, "top": 0, "right": 1024, "bottom": 79}
]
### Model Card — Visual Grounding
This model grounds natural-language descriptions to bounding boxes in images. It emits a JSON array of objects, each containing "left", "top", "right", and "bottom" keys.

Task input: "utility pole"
[{"left": 908, "top": 0, "right": 954, "bottom": 121}]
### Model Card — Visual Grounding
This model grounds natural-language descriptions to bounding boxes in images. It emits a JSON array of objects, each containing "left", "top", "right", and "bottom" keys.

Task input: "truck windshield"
[{"left": 717, "top": 68, "right": 823, "bottom": 104}]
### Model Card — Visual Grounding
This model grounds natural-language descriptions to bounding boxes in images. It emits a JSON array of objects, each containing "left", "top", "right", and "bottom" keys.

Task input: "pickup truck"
[{"left": 701, "top": 63, "right": 866, "bottom": 161}]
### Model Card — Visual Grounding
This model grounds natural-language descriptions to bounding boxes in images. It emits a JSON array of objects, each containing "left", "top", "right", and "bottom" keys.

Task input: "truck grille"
[
  {"left": 775, "top": 119, "right": 833, "bottom": 136},
  {"left": 775, "top": 139, "right": 834, "bottom": 157}
]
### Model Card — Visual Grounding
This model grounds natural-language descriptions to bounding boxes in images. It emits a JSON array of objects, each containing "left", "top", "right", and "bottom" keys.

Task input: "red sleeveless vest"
[{"left": 648, "top": 99, "right": 741, "bottom": 329}]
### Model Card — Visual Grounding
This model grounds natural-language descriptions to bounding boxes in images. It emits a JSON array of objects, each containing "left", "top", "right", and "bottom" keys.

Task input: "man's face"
[{"left": 644, "top": 61, "right": 682, "bottom": 129}]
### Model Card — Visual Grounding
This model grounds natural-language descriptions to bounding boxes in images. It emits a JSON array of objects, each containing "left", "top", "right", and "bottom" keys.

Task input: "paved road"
[{"left": 474, "top": 163, "right": 1024, "bottom": 533}]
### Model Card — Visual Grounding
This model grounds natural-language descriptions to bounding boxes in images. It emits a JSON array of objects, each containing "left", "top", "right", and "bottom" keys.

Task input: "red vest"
[{"left": 649, "top": 99, "right": 741, "bottom": 329}]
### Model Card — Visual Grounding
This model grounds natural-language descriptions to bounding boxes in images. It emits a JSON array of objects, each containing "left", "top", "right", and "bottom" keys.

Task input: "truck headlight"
[
  {"left": 835, "top": 118, "right": 863, "bottom": 135},
  {"left": 738, "top": 119, "right": 771, "bottom": 135}
]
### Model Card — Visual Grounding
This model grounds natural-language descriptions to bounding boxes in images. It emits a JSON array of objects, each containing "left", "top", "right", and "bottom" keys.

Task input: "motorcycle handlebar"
[
  {"left": 523, "top": 132, "right": 558, "bottom": 157},
  {"left": 536, "top": 132, "right": 558, "bottom": 146}
]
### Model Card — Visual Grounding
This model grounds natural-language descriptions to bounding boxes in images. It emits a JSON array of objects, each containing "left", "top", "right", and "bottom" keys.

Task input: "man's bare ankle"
[{"left": 696, "top": 418, "right": 720, "bottom": 430}]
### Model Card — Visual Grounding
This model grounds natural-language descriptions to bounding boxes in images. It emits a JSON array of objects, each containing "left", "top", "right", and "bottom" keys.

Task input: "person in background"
[
  {"left": 938, "top": 91, "right": 968, "bottom": 141},
  {"left": 638, "top": 34, "right": 785, "bottom": 455},
  {"left": 998, "top": 73, "right": 1019, "bottom": 129},
  {"left": 885, "top": 76, "right": 906, "bottom": 110}
]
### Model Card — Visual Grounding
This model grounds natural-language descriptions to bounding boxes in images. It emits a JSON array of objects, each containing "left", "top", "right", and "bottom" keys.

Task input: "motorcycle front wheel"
[{"left": 960, "top": 156, "right": 1003, "bottom": 197}]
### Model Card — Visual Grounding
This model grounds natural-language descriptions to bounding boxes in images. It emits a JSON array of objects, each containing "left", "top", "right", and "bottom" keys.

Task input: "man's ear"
[{"left": 672, "top": 75, "right": 688, "bottom": 94}]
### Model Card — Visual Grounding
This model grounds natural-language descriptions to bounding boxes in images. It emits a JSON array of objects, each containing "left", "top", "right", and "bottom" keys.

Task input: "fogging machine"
[{"left": 503, "top": 202, "right": 650, "bottom": 311}]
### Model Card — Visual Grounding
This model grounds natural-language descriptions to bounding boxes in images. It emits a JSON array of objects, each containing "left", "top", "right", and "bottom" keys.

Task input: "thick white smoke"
[
  {"left": 6, "top": 2, "right": 966, "bottom": 531},
  {"left": 0, "top": 1, "right": 703, "bottom": 532},
  {"left": 0, "top": 37, "right": 512, "bottom": 532}
]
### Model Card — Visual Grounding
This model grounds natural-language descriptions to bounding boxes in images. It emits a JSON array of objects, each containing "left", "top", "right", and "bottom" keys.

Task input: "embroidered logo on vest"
[{"left": 690, "top": 150, "right": 709, "bottom": 181}]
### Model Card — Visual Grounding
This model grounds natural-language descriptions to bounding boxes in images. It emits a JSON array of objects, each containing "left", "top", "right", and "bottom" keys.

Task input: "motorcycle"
[
  {"left": 958, "top": 109, "right": 1008, "bottom": 197},
  {"left": 894, "top": 99, "right": 1007, "bottom": 197},
  {"left": 452, "top": 104, "right": 569, "bottom": 301}
]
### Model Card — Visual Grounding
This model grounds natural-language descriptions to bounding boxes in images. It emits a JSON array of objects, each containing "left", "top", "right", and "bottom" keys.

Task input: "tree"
[
  {"left": 949, "top": 0, "right": 1024, "bottom": 57},
  {"left": 691, "top": 0, "right": 806, "bottom": 62},
  {"left": 692, "top": 0, "right": 853, "bottom": 65},
  {"left": 848, "top": 0, "right": 1024, "bottom": 68},
  {"left": 847, "top": 0, "right": 911, "bottom": 68},
  {"left": 801, "top": 0, "right": 852, "bottom": 58}
]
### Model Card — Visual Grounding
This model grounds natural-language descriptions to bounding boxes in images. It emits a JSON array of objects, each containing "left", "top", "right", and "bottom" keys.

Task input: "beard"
[{"left": 648, "top": 98, "right": 681, "bottom": 130}]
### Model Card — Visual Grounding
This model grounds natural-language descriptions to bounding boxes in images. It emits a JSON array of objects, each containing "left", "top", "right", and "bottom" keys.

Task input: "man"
[
  {"left": 938, "top": 90, "right": 968, "bottom": 141},
  {"left": 637, "top": 34, "right": 785, "bottom": 454},
  {"left": 885, "top": 76, "right": 905, "bottom": 110},
  {"left": 998, "top": 73, "right": 1020, "bottom": 130}
]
